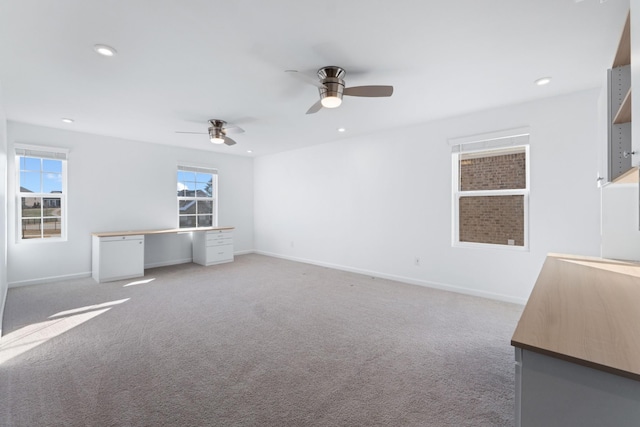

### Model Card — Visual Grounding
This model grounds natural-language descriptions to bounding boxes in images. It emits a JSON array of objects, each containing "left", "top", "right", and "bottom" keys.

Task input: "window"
[
  {"left": 177, "top": 166, "right": 217, "bottom": 228},
  {"left": 16, "top": 145, "right": 68, "bottom": 241},
  {"left": 451, "top": 129, "right": 529, "bottom": 249}
]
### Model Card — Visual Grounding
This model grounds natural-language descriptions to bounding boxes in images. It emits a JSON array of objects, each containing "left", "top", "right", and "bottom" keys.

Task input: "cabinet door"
[{"left": 100, "top": 237, "right": 144, "bottom": 281}]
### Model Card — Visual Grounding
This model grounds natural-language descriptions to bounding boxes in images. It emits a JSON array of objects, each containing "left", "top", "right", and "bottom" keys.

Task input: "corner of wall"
[{"left": 0, "top": 82, "right": 7, "bottom": 336}]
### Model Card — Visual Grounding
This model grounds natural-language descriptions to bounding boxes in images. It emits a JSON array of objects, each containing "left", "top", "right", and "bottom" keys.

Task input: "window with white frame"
[
  {"left": 16, "top": 145, "right": 68, "bottom": 241},
  {"left": 451, "top": 129, "right": 530, "bottom": 249},
  {"left": 177, "top": 165, "right": 217, "bottom": 228}
]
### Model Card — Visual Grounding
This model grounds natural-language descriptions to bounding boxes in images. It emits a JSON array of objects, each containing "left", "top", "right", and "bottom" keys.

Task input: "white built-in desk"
[{"left": 91, "top": 227, "right": 234, "bottom": 283}]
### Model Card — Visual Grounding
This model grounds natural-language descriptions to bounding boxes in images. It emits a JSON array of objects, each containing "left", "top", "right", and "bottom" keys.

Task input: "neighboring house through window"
[
  {"left": 15, "top": 145, "right": 68, "bottom": 241},
  {"left": 177, "top": 165, "right": 217, "bottom": 228},
  {"left": 450, "top": 128, "right": 530, "bottom": 249}
]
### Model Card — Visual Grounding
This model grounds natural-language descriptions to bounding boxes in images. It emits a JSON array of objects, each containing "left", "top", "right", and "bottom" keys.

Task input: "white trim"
[
  {"left": 14, "top": 143, "right": 69, "bottom": 160},
  {"left": 177, "top": 164, "right": 218, "bottom": 174},
  {"left": 254, "top": 250, "right": 528, "bottom": 305},
  {"left": 8, "top": 271, "right": 91, "bottom": 288}
]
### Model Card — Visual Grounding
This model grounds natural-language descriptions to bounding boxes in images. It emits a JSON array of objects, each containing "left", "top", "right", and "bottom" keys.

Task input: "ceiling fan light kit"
[
  {"left": 318, "top": 66, "right": 346, "bottom": 108},
  {"left": 297, "top": 66, "right": 394, "bottom": 114}
]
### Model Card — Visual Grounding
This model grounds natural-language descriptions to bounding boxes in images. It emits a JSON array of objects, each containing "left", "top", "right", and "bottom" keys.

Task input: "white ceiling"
[{"left": 0, "top": 0, "right": 630, "bottom": 157}]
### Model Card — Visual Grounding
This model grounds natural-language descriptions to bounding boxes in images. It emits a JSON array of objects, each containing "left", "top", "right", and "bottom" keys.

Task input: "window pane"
[
  {"left": 22, "top": 218, "right": 42, "bottom": 239},
  {"left": 179, "top": 216, "right": 196, "bottom": 228},
  {"left": 179, "top": 200, "right": 197, "bottom": 215},
  {"left": 43, "top": 218, "right": 62, "bottom": 237},
  {"left": 43, "top": 198, "right": 62, "bottom": 216},
  {"left": 177, "top": 171, "right": 194, "bottom": 196},
  {"left": 20, "top": 171, "right": 41, "bottom": 192},
  {"left": 22, "top": 197, "right": 41, "bottom": 217},
  {"left": 193, "top": 181, "right": 209, "bottom": 196},
  {"left": 459, "top": 195, "right": 524, "bottom": 246},
  {"left": 460, "top": 149, "right": 526, "bottom": 191},
  {"left": 195, "top": 172, "right": 210, "bottom": 184},
  {"left": 178, "top": 171, "right": 195, "bottom": 182},
  {"left": 43, "top": 159, "right": 62, "bottom": 173},
  {"left": 43, "top": 173, "right": 62, "bottom": 193},
  {"left": 183, "top": 182, "right": 197, "bottom": 197},
  {"left": 21, "top": 157, "right": 41, "bottom": 171},
  {"left": 198, "top": 215, "right": 212, "bottom": 227},
  {"left": 197, "top": 200, "right": 213, "bottom": 214},
  {"left": 195, "top": 174, "right": 213, "bottom": 196}
]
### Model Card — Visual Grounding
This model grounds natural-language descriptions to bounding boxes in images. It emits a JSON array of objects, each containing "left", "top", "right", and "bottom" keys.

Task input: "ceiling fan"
[
  {"left": 287, "top": 66, "right": 394, "bottom": 114},
  {"left": 175, "top": 119, "right": 244, "bottom": 146}
]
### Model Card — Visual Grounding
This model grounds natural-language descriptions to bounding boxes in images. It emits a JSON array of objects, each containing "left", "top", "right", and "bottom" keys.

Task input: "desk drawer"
[
  {"left": 206, "top": 231, "right": 232, "bottom": 247},
  {"left": 206, "top": 244, "right": 234, "bottom": 264},
  {"left": 206, "top": 231, "right": 232, "bottom": 240}
]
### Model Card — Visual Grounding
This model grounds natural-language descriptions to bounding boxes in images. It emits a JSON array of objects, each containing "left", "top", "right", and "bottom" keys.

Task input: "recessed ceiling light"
[
  {"left": 61, "top": 118, "right": 74, "bottom": 123},
  {"left": 246, "top": 150, "right": 253, "bottom": 153},
  {"left": 535, "top": 77, "right": 552, "bottom": 86},
  {"left": 337, "top": 127, "right": 346, "bottom": 132},
  {"left": 93, "top": 44, "right": 117, "bottom": 57}
]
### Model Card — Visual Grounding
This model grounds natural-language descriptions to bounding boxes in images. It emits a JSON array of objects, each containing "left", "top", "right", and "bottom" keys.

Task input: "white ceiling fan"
[
  {"left": 176, "top": 119, "right": 244, "bottom": 146},
  {"left": 287, "top": 66, "right": 394, "bottom": 114}
]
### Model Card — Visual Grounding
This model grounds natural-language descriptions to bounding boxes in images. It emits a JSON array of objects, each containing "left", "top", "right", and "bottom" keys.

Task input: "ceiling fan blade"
[
  {"left": 224, "top": 124, "right": 245, "bottom": 135},
  {"left": 306, "top": 100, "right": 323, "bottom": 114},
  {"left": 286, "top": 70, "right": 327, "bottom": 89},
  {"left": 223, "top": 136, "right": 237, "bottom": 146},
  {"left": 175, "top": 131, "right": 207, "bottom": 134},
  {"left": 343, "top": 85, "right": 394, "bottom": 97}
]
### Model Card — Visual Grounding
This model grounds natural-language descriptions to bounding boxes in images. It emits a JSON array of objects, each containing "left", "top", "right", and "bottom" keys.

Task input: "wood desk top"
[
  {"left": 92, "top": 226, "right": 234, "bottom": 237},
  {"left": 511, "top": 253, "right": 640, "bottom": 381}
]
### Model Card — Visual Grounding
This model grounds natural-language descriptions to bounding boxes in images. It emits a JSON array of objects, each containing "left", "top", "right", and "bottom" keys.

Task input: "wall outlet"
[
  {"left": 508, "top": 239, "right": 515, "bottom": 246},
  {"left": 290, "top": 241, "right": 294, "bottom": 248},
  {"left": 414, "top": 257, "right": 420, "bottom": 266}
]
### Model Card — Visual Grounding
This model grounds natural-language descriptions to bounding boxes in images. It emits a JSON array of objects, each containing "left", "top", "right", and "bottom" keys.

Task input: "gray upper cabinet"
[{"left": 608, "top": 12, "right": 633, "bottom": 183}]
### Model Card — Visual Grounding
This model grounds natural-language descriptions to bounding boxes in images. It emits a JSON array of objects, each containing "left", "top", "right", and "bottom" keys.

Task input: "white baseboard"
[
  {"left": 9, "top": 271, "right": 92, "bottom": 288},
  {"left": 254, "top": 250, "right": 527, "bottom": 305}
]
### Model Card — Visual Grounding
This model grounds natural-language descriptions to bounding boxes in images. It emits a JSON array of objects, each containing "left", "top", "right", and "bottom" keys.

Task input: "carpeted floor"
[{"left": 0, "top": 254, "right": 523, "bottom": 426}]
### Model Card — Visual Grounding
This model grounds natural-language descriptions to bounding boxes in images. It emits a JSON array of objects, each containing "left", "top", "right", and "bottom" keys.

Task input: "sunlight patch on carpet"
[{"left": 0, "top": 298, "right": 129, "bottom": 365}]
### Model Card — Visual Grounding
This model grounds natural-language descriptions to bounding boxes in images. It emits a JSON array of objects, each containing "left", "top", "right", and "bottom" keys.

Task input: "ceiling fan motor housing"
[{"left": 318, "top": 66, "right": 345, "bottom": 106}]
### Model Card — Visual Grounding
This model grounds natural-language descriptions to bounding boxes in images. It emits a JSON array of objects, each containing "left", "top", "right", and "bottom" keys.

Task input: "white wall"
[
  {"left": 254, "top": 90, "right": 602, "bottom": 304},
  {"left": 7, "top": 121, "right": 254, "bottom": 286},
  {"left": 0, "top": 83, "right": 7, "bottom": 335}
]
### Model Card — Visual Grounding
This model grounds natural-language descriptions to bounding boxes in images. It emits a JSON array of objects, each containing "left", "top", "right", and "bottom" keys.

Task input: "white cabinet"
[
  {"left": 192, "top": 229, "right": 234, "bottom": 266},
  {"left": 92, "top": 235, "right": 144, "bottom": 283}
]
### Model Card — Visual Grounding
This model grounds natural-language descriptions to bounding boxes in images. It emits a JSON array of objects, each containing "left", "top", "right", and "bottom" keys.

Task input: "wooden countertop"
[
  {"left": 511, "top": 253, "right": 640, "bottom": 381},
  {"left": 92, "top": 226, "right": 234, "bottom": 237}
]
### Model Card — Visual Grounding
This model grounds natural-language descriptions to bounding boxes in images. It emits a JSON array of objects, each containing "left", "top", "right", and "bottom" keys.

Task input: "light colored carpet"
[{"left": 0, "top": 254, "right": 523, "bottom": 426}]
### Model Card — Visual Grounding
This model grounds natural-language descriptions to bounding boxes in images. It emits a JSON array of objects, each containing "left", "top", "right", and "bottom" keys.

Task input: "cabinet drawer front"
[
  {"left": 100, "top": 235, "right": 144, "bottom": 242},
  {"left": 207, "top": 237, "right": 233, "bottom": 246},
  {"left": 206, "top": 244, "right": 234, "bottom": 262},
  {"left": 206, "top": 231, "right": 233, "bottom": 246},
  {"left": 206, "top": 230, "right": 232, "bottom": 240}
]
